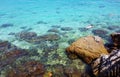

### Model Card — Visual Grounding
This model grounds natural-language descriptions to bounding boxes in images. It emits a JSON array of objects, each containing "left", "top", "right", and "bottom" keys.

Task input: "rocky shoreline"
[
  {"left": 66, "top": 33, "right": 120, "bottom": 77},
  {"left": 0, "top": 33, "right": 119, "bottom": 77}
]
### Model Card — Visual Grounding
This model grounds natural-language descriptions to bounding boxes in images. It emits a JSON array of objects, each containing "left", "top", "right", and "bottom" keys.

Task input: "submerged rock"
[
  {"left": 20, "top": 26, "right": 27, "bottom": 29},
  {"left": 78, "top": 27, "right": 88, "bottom": 32},
  {"left": 116, "top": 29, "right": 120, "bottom": 33},
  {"left": 36, "top": 21, "right": 48, "bottom": 24},
  {"left": 92, "top": 29, "right": 108, "bottom": 38},
  {"left": 0, "top": 48, "right": 28, "bottom": 70},
  {"left": 107, "top": 25, "right": 120, "bottom": 30},
  {"left": 47, "top": 28, "right": 60, "bottom": 33},
  {"left": 0, "top": 23, "right": 14, "bottom": 28},
  {"left": 38, "top": 34, "right": 61, "bottom": 41},
  {"left": 16, "top": 31, "right": 61, "bottom": 44},
  {"left": 8, "top": 32, "right": 16, "bottom": 35},
  {"left": 66, "top": 36, "right": 108, "bottom": 64},
  {"left": 7, "top": 61, "right": 52, "bottom": 77},
  {"left": 61, "top": 27, "right": 73, "bottom": 31},
  {"left": 43, "top": 42, "right": 59, "bottom": 52},
  {"left": 15, "top": 31, "right": 37, "bottom": 42},
  {"left": 0, "top": 41, "right": 17, "bottom": 53},
  {"left": 99, "top": 5, "right": 105, "bottom": 8},
  {"left": 51, "top": 25, "right": 61, "bottom": 28},
  {"left": 68, "top": 39, "right": 75, "bottom": 44},
  {"left": 64, "top": 66, "right": 82, "bottom": 77}
]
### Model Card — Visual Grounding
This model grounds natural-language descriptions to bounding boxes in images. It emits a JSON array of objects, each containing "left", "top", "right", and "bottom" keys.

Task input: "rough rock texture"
[
  {"left": 111, "top": 33, "right": 120, "bottom": 48},
  {"left": 91, "top": 49, "right": 120, "bottom": 77},
  {"left": 0, "top": 41, "right": 17, "bottom": 53},
  {"left": 0, "top": 48, "right": 28, "bottom": 71},
  {"left": 7, "top": 61, "right": 52, "bottom": 77},
  {"left": 66, "top": 36, "right": 108, "bottom": 64}
]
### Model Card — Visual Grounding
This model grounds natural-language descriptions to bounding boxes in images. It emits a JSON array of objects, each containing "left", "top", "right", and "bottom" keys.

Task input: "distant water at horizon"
[{"left": 0, "top": 0, "right": 120, "bottom": 76}]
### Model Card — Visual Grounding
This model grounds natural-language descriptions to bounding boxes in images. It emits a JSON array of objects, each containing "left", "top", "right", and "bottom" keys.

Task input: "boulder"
[
  {"left": 66, "top": 36, "right": 108, "bottom": 64},
  {"left": 91, "top": 49, "right": 120, "bottom": 77}
]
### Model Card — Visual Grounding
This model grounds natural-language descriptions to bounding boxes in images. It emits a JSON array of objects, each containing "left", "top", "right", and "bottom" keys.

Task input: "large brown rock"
[{"left": 66, "top": 36, "right": 108, "bottom": 64}]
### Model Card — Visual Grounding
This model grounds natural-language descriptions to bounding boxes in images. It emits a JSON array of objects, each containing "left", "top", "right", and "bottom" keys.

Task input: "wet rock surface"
[{"left": 66, "top": 36, "right": 108, "bottom": 64}]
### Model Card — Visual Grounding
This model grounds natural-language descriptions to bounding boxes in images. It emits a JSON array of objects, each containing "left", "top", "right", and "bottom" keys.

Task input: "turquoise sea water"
[{"left": 0, "top": 0, "right": 120, "bottom": 76}]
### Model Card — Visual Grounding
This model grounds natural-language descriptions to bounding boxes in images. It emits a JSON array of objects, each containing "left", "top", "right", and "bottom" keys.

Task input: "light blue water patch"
[{"left": 0, "top": 0, "right": 120, "bottom": 44}]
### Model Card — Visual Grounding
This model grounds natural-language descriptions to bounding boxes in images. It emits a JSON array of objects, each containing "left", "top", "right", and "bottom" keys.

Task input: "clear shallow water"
[{"left": 0, "top": 0, "right": 120, "bottom": 76}]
